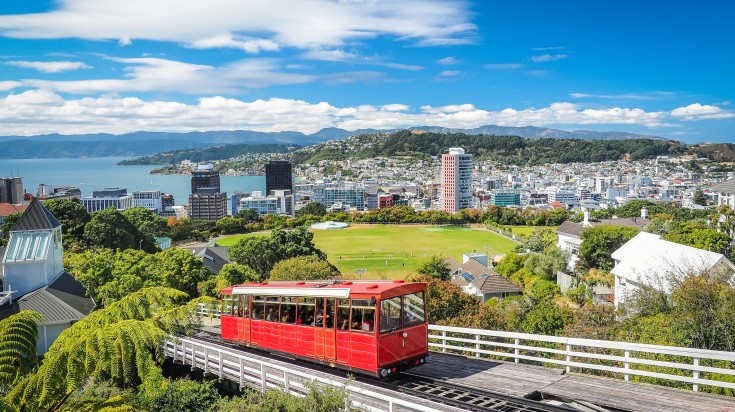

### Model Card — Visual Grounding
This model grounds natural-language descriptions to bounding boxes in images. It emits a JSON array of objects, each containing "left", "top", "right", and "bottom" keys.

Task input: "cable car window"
[
  {"left": 222, "top": 295, "right": 233, "bottom": 316},
  {"left": 251, "top": 295, "right": 265, "bottom": 320},
  {"left": 239, "top": 295, "right": 249, "bottom": 318},
  {"left": 297, "top": 298, "right": 315, "bottom": 326},
  {"left": 337, "top": 299, "right": 351, "bottom": 330},
  {"left": 265, "top": 297, "right": 280, "bottom": 322},
  {"left": 281, "top": 297, "right": 296, "bottom": 324},
  {"left": 350, "top": 299, "right": 375, "bottom": 333},
  {"left": 380, "top": 297, "right": 402, "bottom": 333},
  {"left": 402, "top": 292, "right": 425, "bottom": 327},
  {"left": 325, "top": 299, "right": 335, "bottom": 328}
]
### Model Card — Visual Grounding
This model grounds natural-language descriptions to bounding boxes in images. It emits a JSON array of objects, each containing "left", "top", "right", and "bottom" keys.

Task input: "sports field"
[{"left": 217, "top": 224, "right": 519, "bottom": 279}]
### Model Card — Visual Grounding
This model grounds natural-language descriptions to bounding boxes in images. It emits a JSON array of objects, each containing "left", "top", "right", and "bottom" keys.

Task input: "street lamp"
[
  {"left": 139, "top": 239, "right": 144, "bottom": 250},
  {"left": 356, "top": 268, "right": 367, "bottom": 279}
]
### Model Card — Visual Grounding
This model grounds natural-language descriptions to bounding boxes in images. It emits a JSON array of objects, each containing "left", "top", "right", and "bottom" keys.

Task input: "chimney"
[{"left": 641, "top": 207, "right": 649, "bottom": 219}]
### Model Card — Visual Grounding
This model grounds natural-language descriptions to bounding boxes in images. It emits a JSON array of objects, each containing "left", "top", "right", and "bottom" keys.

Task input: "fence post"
[
  {"left": 261, "top": 363, "right": 267, "bottom": 393},
  {"left": 239, "top": 358, "right": 244, "bottom": 389},
  {"left": 624, "top": 350, "right": 630, "bottom": 381},
  {"left": 283, "top": 370, "right": 290, "bottom": 393},
  {"left": 565, "top": 343, "right": 571, "bottom": 374},
  {"left": 442, "top": 330, "right": 447, "bottom": 353},
  {"left": 218, "top": 351, "right": 223, "bottom": 379},
  {"left": 172, "top": 340, "right": 177, "bottom": 363},
  {"left": 514, "top": 338, "right": 520, "bottom": 363},
  {"left": 475, "top": 334, "right": 481, "bottom": 358},
  {"left": 692, "top": 357, "right": 700, "bottom": 392}
]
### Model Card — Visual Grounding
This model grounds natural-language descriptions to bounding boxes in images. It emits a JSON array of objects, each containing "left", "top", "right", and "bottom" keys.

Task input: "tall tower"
[
  {"left": 441, "top": 147, "right": 473, "bottom": 214},
  {"left": 265, "top": 160, "right": 293, "bottom": 194},
  {"left": 188, "top": 164, "right": 227, "bottom": 221}
]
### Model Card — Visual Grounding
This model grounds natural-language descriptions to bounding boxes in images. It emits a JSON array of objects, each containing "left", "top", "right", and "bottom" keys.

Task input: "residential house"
[
  {"left": 446, "top": 256, "right": 522, "bottom": 302},
  {"left": 195, "top": 246, "right": 231, "bottom": 275},
  {"left": 0, "top": 200, "right": 95, "bottom": 354},
  {"left": 610, "top": 231, "right": 735, "bottom": 310}
]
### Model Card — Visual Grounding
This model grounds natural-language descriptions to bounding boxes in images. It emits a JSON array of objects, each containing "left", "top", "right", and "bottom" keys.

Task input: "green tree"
[
  {"left": 83, "top": 208, "right": 157, "bottom": 252},
  {"left": 157, "top": 248, "right": 211, "bottom": 297},
  {"left": 416, "top": 255, "right": 451, "bottom": 281},
  {"left": 578, "top": 225, "right": 639, "bottom": 272},
  {"left": 664, "top": 220, "right": 732, "bottom": 256},
  {"left": 520, "top": 302, "right": 575, "bottom": 336},
  {"left": 519, "top": 228, "right": 558, "bottom": 253},
  {"left": 0, "top": 311, "right": 42, "bottom": 387},
  {"left": 200, "top": 263, "right": 260, "bottom": 297},
  {"left": 297, "top": 202, "right": 327, "bottom": 217},
  {"left": 122, "top": 206, "right": 167, "bottom": 238},
  {"left": 235, "top": 208, "right": 260, "bottom": 223},
  {"left": 148, "top": 379, "right": 218, "bottom": 412},
  {"left": 0, "top": 212, "right": 22, "bottom": 238},
  {"left": 693, "top": 189, "right": 708, "bottom": 206},
  {"left": 215, "top": 217, "right": 245, "bottom": 234},
  {"left": 269, "top": 256, "right": 340, "bottom": 281},
  {"left": 43, "top": 198, "right": 90, "bottom": 246},
  {"left": 494, "top": 252, "right": 529, "bottom": 278}
]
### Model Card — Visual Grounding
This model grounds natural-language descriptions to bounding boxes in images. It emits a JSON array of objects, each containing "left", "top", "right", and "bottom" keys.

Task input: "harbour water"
[{"left": 0, "top": 157, "right": 265, "bottom": 207}]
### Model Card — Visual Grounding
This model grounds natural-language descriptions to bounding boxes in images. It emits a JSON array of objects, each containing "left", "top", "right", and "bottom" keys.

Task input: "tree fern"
[
  {"left": 4, "top": 287, "right": 186, "bottom": 411},
  {"left": 0, "top": 311, "right": 42, "bottom": 387}
]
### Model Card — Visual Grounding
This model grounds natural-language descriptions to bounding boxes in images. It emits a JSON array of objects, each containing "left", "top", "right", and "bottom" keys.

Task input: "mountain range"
[{"left": 0, "top": 125, "right": 665, "bottom": 159}]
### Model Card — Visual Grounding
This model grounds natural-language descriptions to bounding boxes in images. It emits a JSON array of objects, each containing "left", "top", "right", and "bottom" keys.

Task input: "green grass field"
[
  {"left": 217, "top": 224, "right": 519, "bottom": 279},
  {"left": 501, "top": 225, "right": 558, "bottom": 238}
]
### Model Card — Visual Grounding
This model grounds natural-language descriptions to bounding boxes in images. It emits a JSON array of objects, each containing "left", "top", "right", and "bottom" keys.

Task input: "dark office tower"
[
  {"left": 191, "top": 164, "right": 221, "bottom": 194},
  {"left": 265, "top": 161, "right": 293, "bottom": 194},
  {"left": 0, "top": 177, "right": 24, "bottom": 205}
]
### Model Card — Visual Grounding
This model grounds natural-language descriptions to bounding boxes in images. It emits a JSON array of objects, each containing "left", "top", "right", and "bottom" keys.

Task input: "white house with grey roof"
[
  {"left": 0, "top": 200, "right": 95, "bottom": 354},
  {"left": 446, "top": 256, "right": 522, "bottom": 302},
  {"left": 611, "top": 231, "right": 735, "bottom": 310}
]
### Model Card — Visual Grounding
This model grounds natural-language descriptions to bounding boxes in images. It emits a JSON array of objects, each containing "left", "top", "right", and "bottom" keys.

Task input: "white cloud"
[
  {"left": 531, "top": 46, "right": 565, "bottom": 51},
  {"left": 437, "top": 56, "right": 459, "bottom": 65},
  {"left": 671, "top": 103, "right": 735, "bottom": 120},
  {"left": 484, "top": 63, "right": 523, "bottom": 70},
  {"left": 5, "top": 60, "right": 92, "bottom": 73},
  {"left": 1, "top": 92, "right": 705, "bottom": 136},
  {"left": 0, "top": 81, "right": 21, "bottom": 91},
  {"left": 530, "top": 54, "right": 569, "bottom": 63},
  {"left": 0, "top": 0, "right": 475, "bottom": 51},
  {"left": 300, "top": 50, "right": 358, "bottom": 62},
  {"left": 570, "top": 91, "right": 675, "bottom": 100},
  {"left": 380, "top": 62, "right": 423, "bottom": 71},
  {"left": 118, "top": 36, "right": 132, "bottom": 46},
  {"left": 439, "top": 70, "right": 460, "bottom": 77}
]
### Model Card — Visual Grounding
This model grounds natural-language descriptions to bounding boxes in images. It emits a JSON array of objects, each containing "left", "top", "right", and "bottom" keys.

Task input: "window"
[
  {"left": 251, "top": 296, "right": 265, "bottom": 320},
  {"left": 297, "top": 298, "right": 315, "bottom": 326},
  {"left": 281, "top": 297, "right": 297, "bottom": 324},
  {"left": 315, "top": 299, "right": 335, "bottom": 328},
  {"left": 238, "top": 295, "right": 249, "bottom": 318},
  {"left": 403, "top": 292, "right": 425, "bottom": 327},
  {"left": 350, "top": 299, "right": 375, "bottom": 333},
  {"left": 265, "top": 297, "right": 280, "bottom": 322},
  {"left": 337, "top": 299, "right": 351, "bottom": 330},
  {"left": 380, "top": 297, "right": 402, "bottom": 333},
  {"left": 222, "top": 295, "right": 233, "bottom": 316}
]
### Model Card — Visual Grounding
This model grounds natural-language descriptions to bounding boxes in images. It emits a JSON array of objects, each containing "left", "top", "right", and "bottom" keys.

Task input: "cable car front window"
[
  {"left": 222, "top": 295, "right": 233, "bottom": 316},
  {"left": 380, "top": 297, "right": 402, "bottom": 333},
  {"left": 403, "top": 292, "right": 425, "bottom": 327}
]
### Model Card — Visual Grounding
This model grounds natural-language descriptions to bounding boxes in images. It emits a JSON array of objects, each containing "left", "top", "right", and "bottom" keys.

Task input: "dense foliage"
[{"left": 118, "top": 143, "right": 297, "bottom": 165}]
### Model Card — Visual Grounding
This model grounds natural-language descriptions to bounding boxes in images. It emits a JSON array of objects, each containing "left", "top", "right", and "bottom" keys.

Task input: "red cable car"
[{"left": 220, "top": 280, "right": 428, "bottom": 378}]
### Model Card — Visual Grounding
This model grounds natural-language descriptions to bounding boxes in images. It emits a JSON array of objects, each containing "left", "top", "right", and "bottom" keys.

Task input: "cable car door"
[
  {"left": 237, "top": 295, "right": 251, "bottom": 344},
  {"left": 314, "top": 298, "right": 337, "bottom": 362}
]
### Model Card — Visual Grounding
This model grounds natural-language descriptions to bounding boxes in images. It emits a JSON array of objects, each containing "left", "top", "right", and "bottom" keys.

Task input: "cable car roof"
[{"left": 221, "top": 280, "right": 424, "bottom": 297}]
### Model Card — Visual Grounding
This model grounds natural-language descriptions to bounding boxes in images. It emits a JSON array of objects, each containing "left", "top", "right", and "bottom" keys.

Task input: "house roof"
[
  {"left": 196, "top": 246, "right": 231, "bottom": 274},
  {"left": 0, "top": 272, "right": 95, "bottom": 324},
  {"left": 445, "top": 256, "right": 521, "bottom": 294},
  {"left": 611, "top": 232, "right": 735, "bottom": 290},
  {"left": 469, "top": 274, "right": 522, "bottom": 294},
  {"left": 11, "top": 199, "right": 61, "bottom": 231},
  {"left": 556, "top": 217, "right": 650, "bottom": 238},
  {"left": 0, "top": 203, "right": 27, "bottom": 217},
  {"left": 708, "top": 178, "right": 735, "bottom": 194}
]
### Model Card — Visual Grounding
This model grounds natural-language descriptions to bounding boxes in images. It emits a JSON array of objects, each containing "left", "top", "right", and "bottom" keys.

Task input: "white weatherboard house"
[
  {"left": 611, "top": 231, "right": 735, "bottom": 310},
  {"left": 0, "top": 200, "right": 95, "bottom": 354}
]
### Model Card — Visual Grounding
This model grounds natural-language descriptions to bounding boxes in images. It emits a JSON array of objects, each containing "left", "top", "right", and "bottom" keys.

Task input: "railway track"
[{"left": 185, "top": 333, "right": 609, "bottom": 412}]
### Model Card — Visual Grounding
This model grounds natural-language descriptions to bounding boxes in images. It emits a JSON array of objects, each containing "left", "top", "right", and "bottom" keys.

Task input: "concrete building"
[
  {"left": 188, "top": 165, "right": 227, "bottom": 221},
  {"left": 133, "top": 190, "right": 162, "bottom": 213},
  {"left": 441, "top": 147, "right": 473, "bottom": 213},
  {"left": 239, "top": 190, "right": 295, "bottom": 217},
  {"left": 490, "top": 189, "right": 521, "bottom": 207},
  {"left": 324, "top": 186, "right": 366, "bottom": 211},
  {"left": 37, "top": 184, "right": 81, "bottom": 200},
  {"left": 81, "top": 188, "right": 134, "bottom": 213},
  {"left": 265, "top": 160, "right": 293, "bottom": 194},
  {"left": 0, "top": 177, "right": 24, "bottom": 205}
]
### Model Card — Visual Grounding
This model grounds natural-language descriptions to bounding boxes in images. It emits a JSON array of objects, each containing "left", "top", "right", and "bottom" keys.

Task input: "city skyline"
[{"left": 0, "top": 0, "right": 732, "bottom": 142}]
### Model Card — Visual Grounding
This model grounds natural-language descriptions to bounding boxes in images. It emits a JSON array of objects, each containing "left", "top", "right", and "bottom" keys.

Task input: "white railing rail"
[
  {"left": 165, "top": 336, "right": 445, "bottom": 412},
  {"left": 195, "top": 303, "right": 735, "bottom": 392},
  {"left": 429, "top": 324, "right": 735, "bottom": 392}
]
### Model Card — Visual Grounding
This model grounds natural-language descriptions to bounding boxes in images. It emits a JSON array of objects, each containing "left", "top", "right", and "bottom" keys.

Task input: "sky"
[{"left": 0, "top": 0, "right": 733, "bottom": 143}]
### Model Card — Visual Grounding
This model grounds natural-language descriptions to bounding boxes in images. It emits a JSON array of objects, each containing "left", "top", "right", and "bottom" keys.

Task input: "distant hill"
[
  {"left": 0, "top": 125, "right": 666, "bottom": 159},
  {"left": 687, "top": 143, "right": 735, "bottom": 162},
  {"left": 118, "top": 143, "right": 299, "bottom": 165}
]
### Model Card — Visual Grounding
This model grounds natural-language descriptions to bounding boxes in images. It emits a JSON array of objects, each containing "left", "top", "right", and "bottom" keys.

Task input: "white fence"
[
  {"left": 194, "top": 304, "right": 735, "bottom": 393},
  {"left": 429, "top": 324, "right": 735, "bottom": 392},
  {"left": 164, "top": 336, "right": 445, "bottom": 412}
]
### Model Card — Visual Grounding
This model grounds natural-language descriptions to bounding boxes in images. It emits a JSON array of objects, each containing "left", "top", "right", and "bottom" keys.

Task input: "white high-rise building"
[{"left": 441, "top": 148, "right": 473, "bottom": 213}]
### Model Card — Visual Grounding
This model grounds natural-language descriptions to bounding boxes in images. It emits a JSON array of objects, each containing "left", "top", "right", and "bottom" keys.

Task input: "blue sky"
[{"left": 0, "top": 0, "right": 732, "bottom": 143}]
